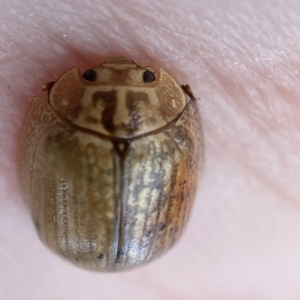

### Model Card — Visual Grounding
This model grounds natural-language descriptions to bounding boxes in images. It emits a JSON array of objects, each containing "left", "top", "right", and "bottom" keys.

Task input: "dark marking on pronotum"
[
  {"left": 126, "top": 91, "right": 150, "bottom": 131},
  {"left": 93, "top": 90, "right": 117, "bottom": 132},
  {"left": 97, "top": 254, "right": 104, "bottom": 260}
]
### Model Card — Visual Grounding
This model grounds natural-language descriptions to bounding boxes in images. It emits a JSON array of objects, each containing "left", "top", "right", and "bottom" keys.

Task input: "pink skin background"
[{"left": 1, "top": 0, "right": 300, "bottom": 299}]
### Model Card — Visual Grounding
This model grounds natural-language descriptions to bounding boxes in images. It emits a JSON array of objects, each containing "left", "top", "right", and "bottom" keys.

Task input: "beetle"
[{"left": 18, "top": 57, "right": 203, "bottom": 271}]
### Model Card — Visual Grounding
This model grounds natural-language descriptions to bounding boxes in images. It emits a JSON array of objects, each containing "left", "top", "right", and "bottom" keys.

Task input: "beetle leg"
[
  {"left": 181, "top": 84, "right": 199, "bottom": 102},
  {"left": 42, "top": 81, "right": 55, "bottom": 92},
  {"left": 42, "top": 81, "right": 56, "bottom": 102}
]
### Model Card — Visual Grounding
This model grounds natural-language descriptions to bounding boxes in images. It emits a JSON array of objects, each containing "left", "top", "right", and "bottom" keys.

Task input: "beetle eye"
[
  {"left": 143, "top": 70, "right": 156, "bottom": 83},
  {"left": 82, "top": 69, "right": 97, "bottom": 82}
]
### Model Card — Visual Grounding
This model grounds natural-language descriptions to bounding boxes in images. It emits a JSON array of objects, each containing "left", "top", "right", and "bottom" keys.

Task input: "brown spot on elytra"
[
  {"left": 116, "top": 249, "right": 125, "bottom": 263},
  {"left": 93, "top": 90, "right": 117, "bottom": 132},
  {"left": 144, "top": 230, "right": 152, "bottom": 237},
  {"left": 159, "top": 223, "right": 167, "bottom": 231},
  {"left": 97, "top": 254, "right": 104, "bottom": 259}
]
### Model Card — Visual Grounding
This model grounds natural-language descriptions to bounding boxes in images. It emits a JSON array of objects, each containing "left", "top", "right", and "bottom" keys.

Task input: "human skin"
[{"left": 1, "top": 0, "right": 300, "bottom": 299}]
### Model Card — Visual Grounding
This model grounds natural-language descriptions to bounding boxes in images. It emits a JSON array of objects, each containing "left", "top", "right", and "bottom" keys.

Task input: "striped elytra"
[{"left": 18, "top": 57, "right": 203, "bottom": 271}]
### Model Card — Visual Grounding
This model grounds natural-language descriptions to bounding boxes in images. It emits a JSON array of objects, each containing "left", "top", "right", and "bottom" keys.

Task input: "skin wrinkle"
[
  {"left": 1, "top": 0, "right": 300, "bottom": 299},
  {"left": 203, "top": 65, "right": 300, "bottom": 199},
  {"left": 209, "top": 130, "right": 300, "bottom": 209}
]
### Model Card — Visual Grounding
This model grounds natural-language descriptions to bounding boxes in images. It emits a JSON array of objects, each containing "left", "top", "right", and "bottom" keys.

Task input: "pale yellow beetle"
[{"left": 18, "top": 57, "right": 203, "bottom": 271}]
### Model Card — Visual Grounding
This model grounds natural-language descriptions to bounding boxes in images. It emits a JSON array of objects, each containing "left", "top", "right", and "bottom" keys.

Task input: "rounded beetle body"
[{"left": 18, "top": 57, "right": 203, "bottom": 271}]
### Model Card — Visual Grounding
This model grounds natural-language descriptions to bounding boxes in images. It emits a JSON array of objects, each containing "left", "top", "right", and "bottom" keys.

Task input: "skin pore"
[{"left": 1, "top": 0, "right": 300, "bottom": 299}]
